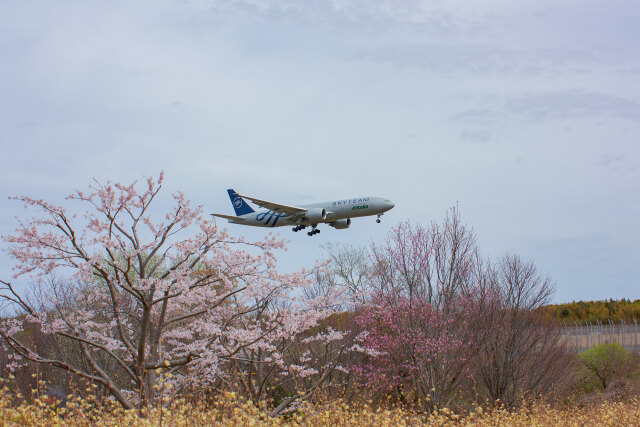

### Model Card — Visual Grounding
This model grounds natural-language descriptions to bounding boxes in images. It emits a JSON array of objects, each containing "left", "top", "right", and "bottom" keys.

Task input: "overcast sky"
[{"left": 1, "top": 0, "right": 639, "bottom": 303}]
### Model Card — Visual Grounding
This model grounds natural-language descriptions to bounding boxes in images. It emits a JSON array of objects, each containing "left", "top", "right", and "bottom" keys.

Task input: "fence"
[{"left": 560, "top": 319, "right": 639, "bottom": 353}]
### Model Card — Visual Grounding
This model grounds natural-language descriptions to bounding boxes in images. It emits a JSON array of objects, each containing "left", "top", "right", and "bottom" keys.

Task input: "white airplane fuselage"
[
  {"left": 228, "top": 197, "right": 394, "bottom": 228},
  {"left": 212, "top": 189, "right": 394, "bottom": 235}
]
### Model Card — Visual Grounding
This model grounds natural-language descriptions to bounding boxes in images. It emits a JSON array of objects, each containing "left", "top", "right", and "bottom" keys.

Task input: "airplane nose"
[{"left": 387, "top": 201, "right": 395, "bottom": 210}]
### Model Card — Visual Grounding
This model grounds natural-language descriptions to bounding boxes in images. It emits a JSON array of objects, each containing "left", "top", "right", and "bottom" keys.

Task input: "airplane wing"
[
  {"left": 233, "top": 193, "right": 306, "bottom": 215},
  {"left": 211, "top": 213, "right": 246, "bottom": 221}
]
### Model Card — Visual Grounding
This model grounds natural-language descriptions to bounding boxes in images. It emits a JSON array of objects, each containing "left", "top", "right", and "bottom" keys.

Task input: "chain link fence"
[{"left": 560, "top": 319, "right": 639, "bottom": 353}]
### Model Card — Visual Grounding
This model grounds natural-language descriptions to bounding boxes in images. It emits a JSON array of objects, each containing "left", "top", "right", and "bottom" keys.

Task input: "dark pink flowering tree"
[
  {"left": 0, "top": 174, "right": 340, "bottom": 411},
  {"left": 354, "top": 294, "right": 477, "bottom": 412},
  {"left": 359, "top": 215, "right": 566, "bottom": 409},
  {"left": 356, "top": 210, "right": 480, "bottom": 411},
  {"left": 370, "top": 207, "right": 477, "bottom": 309}
]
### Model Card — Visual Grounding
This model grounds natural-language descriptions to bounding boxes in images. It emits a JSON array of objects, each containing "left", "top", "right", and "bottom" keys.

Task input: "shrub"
[{"left": 577, "top": 343, "right": 639, "bottom": 391}]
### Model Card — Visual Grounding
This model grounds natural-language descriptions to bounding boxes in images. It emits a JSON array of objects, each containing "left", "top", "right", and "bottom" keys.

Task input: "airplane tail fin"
[{"left": 227, "top": 189, "right": 255, "bottom": 216}]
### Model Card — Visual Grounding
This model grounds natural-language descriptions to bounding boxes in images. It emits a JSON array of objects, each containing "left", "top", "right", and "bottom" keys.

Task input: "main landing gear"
[{"left": 293, "top": 225, "right": 320, "bottom": 236}]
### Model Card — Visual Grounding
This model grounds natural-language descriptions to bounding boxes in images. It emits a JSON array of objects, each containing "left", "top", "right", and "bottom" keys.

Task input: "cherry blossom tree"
[{"left": 0, "top": 174, "right": 339, "bottom": 411}]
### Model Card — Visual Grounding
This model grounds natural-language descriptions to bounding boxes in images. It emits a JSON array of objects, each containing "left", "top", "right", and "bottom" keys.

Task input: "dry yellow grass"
[{"left": 1, "top": 387, "right": 638, "bottom": 426}]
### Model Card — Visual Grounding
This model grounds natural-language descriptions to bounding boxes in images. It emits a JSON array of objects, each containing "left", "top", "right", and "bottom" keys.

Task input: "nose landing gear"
[{"left": 376, "top": 213, "right": 383, "bottom": 223}]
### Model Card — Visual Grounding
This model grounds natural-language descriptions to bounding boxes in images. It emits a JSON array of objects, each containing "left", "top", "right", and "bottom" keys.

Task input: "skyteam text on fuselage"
[{"left": 212, "top": 189, "right": 395, "bottom": 236}]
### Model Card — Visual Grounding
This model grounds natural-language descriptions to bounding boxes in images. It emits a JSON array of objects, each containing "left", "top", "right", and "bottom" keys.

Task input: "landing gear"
[
  {"left": 292, "top": 225, "right": 307, "bottom": 232},
  {"left": 376, "top": 219, "right": 381, "bottom": 223},
  {"left": 376, "top": 213, "right": 383, "bottom": 223},
  {"left": 307, "top": 228, "right": 320, "bottom": 236}
]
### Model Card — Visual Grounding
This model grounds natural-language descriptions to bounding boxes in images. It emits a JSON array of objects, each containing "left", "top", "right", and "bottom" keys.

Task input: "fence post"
[
  {"left": 613, "top": 319, "right": 616, "bottom": 344},
  {"left": 621, "top": 319, "right": 625, "bottom": 350},
  {"left": 608, "top": 319, "right": 614, "bottom": 344},
  {"left": 584, "top": 321, "right": 588, "bottom": 349},
  {"left": 598, "top": 320, "right": 602, "bottom": 346},
  {"left": 634, "top": 318, "right": 638, "bottom": 353}
]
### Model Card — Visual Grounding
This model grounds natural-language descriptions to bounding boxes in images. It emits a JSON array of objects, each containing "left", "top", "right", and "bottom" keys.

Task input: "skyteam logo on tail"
[{"left": 227, "top": 189, "right": 255, "bottom": 216}]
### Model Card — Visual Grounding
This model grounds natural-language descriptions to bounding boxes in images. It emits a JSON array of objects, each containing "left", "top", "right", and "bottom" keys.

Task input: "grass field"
[{"left": 1, "top": 389, "right": 639, "bottom": 426}]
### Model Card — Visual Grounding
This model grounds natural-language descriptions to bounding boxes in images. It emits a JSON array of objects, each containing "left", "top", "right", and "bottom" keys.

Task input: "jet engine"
[
  {"left": 305, "top": 208, "right": 327, "bottom": 222},
  {"left": 330, "top": 218, "right": 351, "bottom": 229}
]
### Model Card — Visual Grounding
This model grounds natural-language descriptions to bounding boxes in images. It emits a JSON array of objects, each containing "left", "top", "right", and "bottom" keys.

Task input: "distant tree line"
[{"left": 543, "top": 299, "right": 640, "bottom": 323}]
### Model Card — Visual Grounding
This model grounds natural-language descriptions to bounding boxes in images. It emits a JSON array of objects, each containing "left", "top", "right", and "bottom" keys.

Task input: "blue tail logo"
[{"left": 227, "top": 189, "right": 255, "bottom": 216}]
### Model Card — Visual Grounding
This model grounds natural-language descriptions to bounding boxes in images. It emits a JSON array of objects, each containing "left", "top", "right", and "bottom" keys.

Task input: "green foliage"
[
  {"left": 577, "top": 344, "right": 638, "bottom": 391},
  {"left": 544, "top": 299, "right": 640, "bottom": 322}
]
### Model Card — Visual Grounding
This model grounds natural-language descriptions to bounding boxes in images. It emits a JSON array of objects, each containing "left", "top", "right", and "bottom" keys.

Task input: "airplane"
[{"left": 212, "top": 189, "right": 395, "bottom": 236}]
